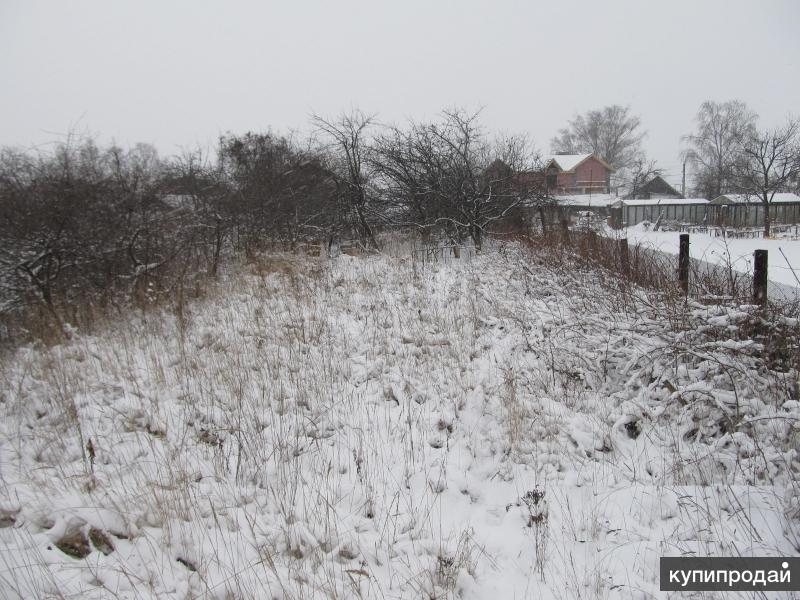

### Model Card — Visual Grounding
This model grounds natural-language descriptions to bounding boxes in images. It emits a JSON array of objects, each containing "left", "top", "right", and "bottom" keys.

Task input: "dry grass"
[{"left": 1, "top": 233, "right": 799, "bottom": 599}]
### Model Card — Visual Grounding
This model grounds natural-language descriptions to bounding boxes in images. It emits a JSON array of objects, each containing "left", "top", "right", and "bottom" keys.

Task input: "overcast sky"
[{"left": 1, "top": 0, "right": 798, "bottom": 189}]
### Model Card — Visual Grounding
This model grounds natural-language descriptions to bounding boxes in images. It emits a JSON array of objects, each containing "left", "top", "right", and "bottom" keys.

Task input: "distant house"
[
  {"left": 544, "top": 153, "right": 614, "bottom": 195},
  {"left": 482, "top": 158, "right": 515, "bottom": 185},
  {"left": 161, "top": 193, "right": 196, "bottom": 210},
  {"left": 627, "top": 175, "right": 682, "bottom": 200}
]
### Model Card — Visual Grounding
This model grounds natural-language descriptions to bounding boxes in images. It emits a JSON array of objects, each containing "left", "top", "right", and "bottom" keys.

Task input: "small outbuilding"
[
  {"left": 610, "top": 197, "right": 710, "bottom": 228},
  {"left": 708, "top": 193, "right": 800, "bottom": 227}
]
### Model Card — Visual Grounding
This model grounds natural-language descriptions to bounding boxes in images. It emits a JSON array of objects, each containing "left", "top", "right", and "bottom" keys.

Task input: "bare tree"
[
  {"left": 218, "top": 131, "right": 293, "bottom": 251},
  {"left": 683, "top": 99, "right": 758, "bottom": 199},
  {"left": 164, "top": 147, "right": 231, "bottom": 275},
  {"left": 622, "top": 158, "right": 663, "bottom": 199},
  {"left": 312, "top": 111, "right": 379, "bottom": 250},
  {"left": 551, "top": 105, "right": 645, "bottom": 170},
  {"left": 372, "top": 109, "right": 543, "bottom": 250},
  {"left": 732, "top": 118, "right": 800, "bottom": 238},
  {"left": 216, "top": 131, "right": 336, "bottom": 253},
  {"left": 0, "top": 135, "right": 174, "bottom": 326}
]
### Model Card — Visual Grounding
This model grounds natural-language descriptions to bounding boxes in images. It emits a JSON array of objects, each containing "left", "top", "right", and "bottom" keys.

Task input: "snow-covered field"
[
  {"left": 1, "top": 241, "right": 799, "bottom": 599},
  {"left": 623, "top": 225, "right": 800, "bottom": 291}
]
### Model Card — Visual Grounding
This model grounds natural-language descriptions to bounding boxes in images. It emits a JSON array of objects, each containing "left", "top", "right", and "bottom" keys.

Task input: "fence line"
[
  {"left": 678, "top": 224, "right": 800, "bottom": 239},
  {"left": 560, "top": 230, "right": 779, "bottom": 306},
  {"left": 410, "top": 244, "right": 471, "bottom": 265}
]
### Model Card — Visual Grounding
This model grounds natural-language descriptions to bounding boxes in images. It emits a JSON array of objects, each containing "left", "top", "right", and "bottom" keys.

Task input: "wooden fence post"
[
  {"left": 753, "top": 249, "right": 768, "bottom": 305},
  {"left": 678, "top": 234, "right": 690, "bottom": 295},
  {"left": 560, "top": 218, "right": 570, "bottom": 245},
  {"left": 618, "top": 238, "right": 629, "bottom": 276}
]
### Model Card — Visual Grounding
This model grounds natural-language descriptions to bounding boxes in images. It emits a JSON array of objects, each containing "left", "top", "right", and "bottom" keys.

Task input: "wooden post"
[
  {"left": 587, "top": 229, "right": 597, "bottom": 253},
  {"left": 560, "top": 218, "right": 570, "bottom": 244},
  {"left": 618, "top": 238, "right": 629, "bottom": 276},
  {"left": 753, "top": 249, "right": 768, "bottom": 305},
  {"left": 678, "top": 234, "right": 690, "bottom": 295}
]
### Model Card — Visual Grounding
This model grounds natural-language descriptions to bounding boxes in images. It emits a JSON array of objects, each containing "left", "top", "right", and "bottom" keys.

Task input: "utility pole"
[{"left": 681, "top": 160, "right": 687, "bottom": 198}]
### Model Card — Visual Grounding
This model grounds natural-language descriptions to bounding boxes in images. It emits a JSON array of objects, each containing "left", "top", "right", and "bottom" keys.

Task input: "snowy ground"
[
  {"left": 1, "top": 241, "right": 799, "bottom": 599},
  {"left": 623, "top": 225, "right": 800, "bottom": 290}
]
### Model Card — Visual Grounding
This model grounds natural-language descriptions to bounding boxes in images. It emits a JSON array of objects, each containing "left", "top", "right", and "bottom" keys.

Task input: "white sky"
[{"left": 1, "top": 0, "right": 799, "bottom": 189}]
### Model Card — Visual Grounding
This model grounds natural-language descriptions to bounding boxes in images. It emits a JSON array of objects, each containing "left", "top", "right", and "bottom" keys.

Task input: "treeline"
[
  {"left": 5, "top": 100, "right": 796, "bottom": 339},
  {"left": 0, "top": 109, "right": 549, "bottom": 337}
]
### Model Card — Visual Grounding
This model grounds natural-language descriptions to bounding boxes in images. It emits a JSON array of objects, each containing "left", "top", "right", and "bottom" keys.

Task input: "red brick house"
[{"left": 544, "top": 153, "right": 614, "bottom": 195}]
